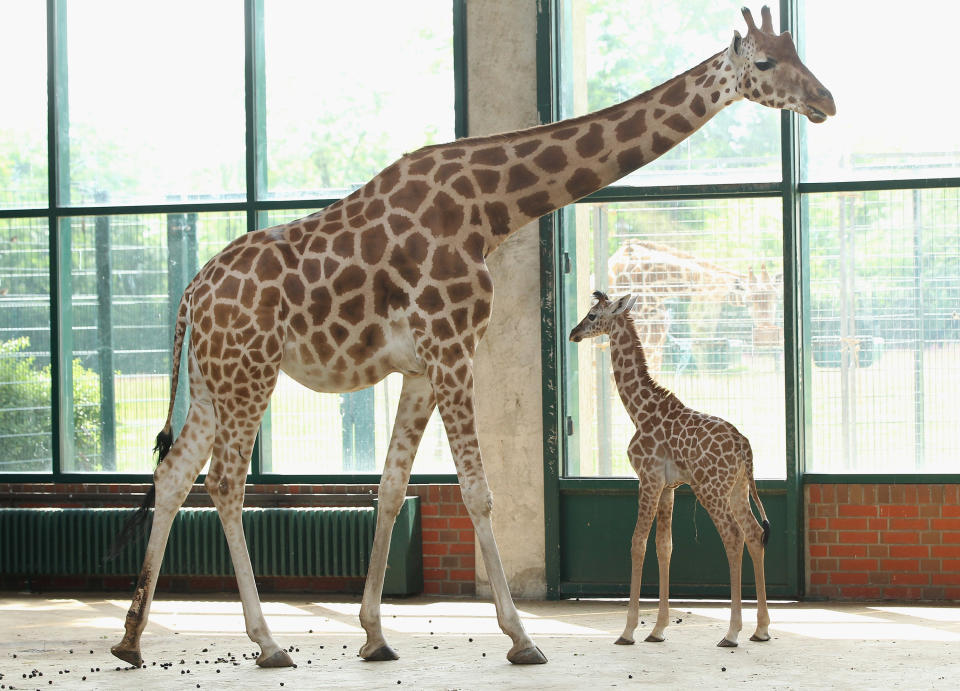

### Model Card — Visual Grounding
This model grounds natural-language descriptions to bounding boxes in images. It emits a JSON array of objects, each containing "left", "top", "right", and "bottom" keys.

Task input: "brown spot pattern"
[
  {"left": 575, "top": 123, "right": 604, "bottom": 158},
  {"left": 389, "top": 180, "right": 430, "bottom": 213},
  {"left": 470, "top": 146, "right": 508, "bottom": 166},
  {"left": 474, "top": 169, "right": 500, "bottom": 193},
  {"left": 533, "top": 145, "right": 568, "bottom": 173},
  {"left": 506, "top": 163, "right": 538, "bottom": 193},
  {"left": 420, "top": 190, "right": 465, "bottom": 237},
  {"left": 360, "top": 225, "right": 388, "bottom": 264}
]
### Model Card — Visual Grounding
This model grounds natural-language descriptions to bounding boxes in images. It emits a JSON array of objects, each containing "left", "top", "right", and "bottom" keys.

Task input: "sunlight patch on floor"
[
  {"left": 868, "top": 606, "right": 960, "bottom": 623},
  {"left": 0, "top": 598, "right": 93, "bottom": 612}
]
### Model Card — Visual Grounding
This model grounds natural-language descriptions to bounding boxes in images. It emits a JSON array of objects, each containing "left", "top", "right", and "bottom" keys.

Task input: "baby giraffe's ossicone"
[{"left": 570, "top": 291, "right": 771, "bottom": 647}]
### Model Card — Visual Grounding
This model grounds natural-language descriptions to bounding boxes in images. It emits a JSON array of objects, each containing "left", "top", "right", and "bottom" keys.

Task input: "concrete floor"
[{"left": 0, "top": 593, "right": 958, "bottom": 689}]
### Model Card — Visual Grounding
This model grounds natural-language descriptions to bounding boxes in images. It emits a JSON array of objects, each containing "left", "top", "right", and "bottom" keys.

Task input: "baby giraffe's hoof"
[
  {"left": 750, "top": 633, "right": 771, "bottom": 642},
  {"left": 614, "top": 636, "right": 635, "bottom": 645},
  {"left": 717, "top": 638, "right": 738, "bottom": 648},
  {"left": 507, "top": 646, "right": 548, "bottom": 664},
  {"left": 256, "top": 649, "right": 295, "bottom": 667},
  {"left": 644, "top": 634, "right": 665, "bottom": 643},
  {"left": 361, "top": 644, "right": 399, "bottom": 661},
  {"left": 110, "top": 644, "right": 143, "bottom": 668}
]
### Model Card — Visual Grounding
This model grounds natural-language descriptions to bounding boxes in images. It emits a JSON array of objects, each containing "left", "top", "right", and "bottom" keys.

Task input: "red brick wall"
[
  {"left": 420, "top": 484, "right": 476, "bottom": 596},
  {"left": 0, "top": 482, "right": 476, "bottom": 596},
  {"left": 806, "top": 484, "right": 960, "bottom": 600}
]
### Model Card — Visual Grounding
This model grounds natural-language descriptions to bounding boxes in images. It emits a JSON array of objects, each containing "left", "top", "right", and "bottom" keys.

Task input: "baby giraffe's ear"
[{"left": 611, "top": 294, "right": 637, "bottom": 315}]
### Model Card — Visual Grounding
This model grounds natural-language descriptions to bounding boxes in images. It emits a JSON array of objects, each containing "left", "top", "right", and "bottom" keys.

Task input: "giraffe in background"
[
  {"left": 608, "top": 240, "right": 783, "bottom": 370},
  {"left": 109, "top": 6, "right": 833, "bottom": 669}
]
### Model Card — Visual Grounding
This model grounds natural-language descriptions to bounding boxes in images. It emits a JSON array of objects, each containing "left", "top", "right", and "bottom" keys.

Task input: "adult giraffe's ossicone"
[{"left": 108, "top": 5, "right": 833, "bottom": 669}]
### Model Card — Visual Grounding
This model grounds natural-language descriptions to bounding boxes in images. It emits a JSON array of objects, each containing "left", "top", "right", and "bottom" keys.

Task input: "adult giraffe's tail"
[
  {"left": 106, "top": 284, "right": 193, "bottom": 560},
  {"left": 745, "top": 444, "right": 771, "bottom": 546}
]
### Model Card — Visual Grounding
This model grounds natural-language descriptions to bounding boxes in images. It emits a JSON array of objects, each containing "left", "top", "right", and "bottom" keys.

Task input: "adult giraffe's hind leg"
[
  {"left": 205, "top": 370, "right": 292, "bottom": 667},
  {"left": 359, "top": 374, "right": 435, "bottom": 661},
  {"left": 432, "top": 360, "right": 545, "bottom": 664},
  {"left": 111, "top": 356, "right": 215, "bottom": 666}
]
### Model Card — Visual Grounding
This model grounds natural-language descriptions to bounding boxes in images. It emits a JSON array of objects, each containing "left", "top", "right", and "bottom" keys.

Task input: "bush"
[{"left": 0, "top": 337, "right": 102, "bottom": 471}]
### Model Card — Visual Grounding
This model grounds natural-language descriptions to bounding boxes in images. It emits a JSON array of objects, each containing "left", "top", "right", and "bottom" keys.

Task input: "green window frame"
[
  {"left": 540, "top": 0, "right": 960, "bottom": 508},
  {"left": 0, "top": 0, "right": 467, "bottom": 483}
]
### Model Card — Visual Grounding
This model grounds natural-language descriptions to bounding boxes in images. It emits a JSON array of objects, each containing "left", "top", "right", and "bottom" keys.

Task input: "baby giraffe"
[{"left": 569, "top": 291, "right": 770, "bottom": 648}]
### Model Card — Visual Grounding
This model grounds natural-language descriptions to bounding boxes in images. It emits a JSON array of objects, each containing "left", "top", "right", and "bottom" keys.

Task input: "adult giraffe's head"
[
  {"left": 569, "top": 291, "right": 639, "bottom": 343},
  {"left": 731, "top": 5, "right": 836, "bottom": 123}
]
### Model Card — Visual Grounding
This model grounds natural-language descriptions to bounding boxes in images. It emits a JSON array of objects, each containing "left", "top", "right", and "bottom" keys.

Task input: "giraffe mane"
[{"left": 623, "top": 311, "right": 680, "bottom": 403}]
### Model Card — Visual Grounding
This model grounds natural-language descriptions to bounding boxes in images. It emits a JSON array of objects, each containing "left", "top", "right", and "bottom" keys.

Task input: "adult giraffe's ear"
[
  {"left": 611, "top": 294, "right": 637, "bottom": 316},
  {"left": 729, "top": 30, "right": 745, "bottom": 64}
]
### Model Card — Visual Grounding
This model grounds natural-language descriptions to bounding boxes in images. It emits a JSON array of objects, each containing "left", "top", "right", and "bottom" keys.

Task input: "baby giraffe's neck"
[{"left": 606, "top": 315, "right": 681, "bottom": 427}]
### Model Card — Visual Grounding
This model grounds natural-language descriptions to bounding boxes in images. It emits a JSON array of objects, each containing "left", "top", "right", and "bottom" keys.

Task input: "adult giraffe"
[{"left": 110, "top": 6, "right": 834, "bottom": 668}]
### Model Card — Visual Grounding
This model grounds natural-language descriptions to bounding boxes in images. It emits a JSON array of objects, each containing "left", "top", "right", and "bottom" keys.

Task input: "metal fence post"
[{"left": 94, "top": 191, "right": 116, "bottom": 470}]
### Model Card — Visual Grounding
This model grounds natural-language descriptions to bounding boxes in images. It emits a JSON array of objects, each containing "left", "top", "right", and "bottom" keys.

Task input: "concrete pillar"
[{"left": 466, "top": 0, "right": 546, "bottom": 598}]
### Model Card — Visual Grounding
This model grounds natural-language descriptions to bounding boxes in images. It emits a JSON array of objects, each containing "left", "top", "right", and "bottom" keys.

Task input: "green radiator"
[{"left": 0, "top": 497, "right": 421, "bottom": 596}]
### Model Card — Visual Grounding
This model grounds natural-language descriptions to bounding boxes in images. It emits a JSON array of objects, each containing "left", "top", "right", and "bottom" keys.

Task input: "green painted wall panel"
[{"left": 559, "top": 487, "right": 792, "bottom": 597}]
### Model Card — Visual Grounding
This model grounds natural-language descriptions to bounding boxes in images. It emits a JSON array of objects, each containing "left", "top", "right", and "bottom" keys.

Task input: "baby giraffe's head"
[{"left": 569, "top": 291, "right": 638, "bottom": 343}]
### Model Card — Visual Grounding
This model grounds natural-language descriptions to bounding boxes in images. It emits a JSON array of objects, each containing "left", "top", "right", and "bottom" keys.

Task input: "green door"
[{"left": 549, "top": 203, "right": 802, "bottom": 599}]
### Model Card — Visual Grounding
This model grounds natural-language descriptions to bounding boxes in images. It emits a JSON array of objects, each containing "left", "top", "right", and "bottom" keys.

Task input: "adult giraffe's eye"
[
  {"left": 588, "top": 314, "right": 597, "bottom": 321},
  {"left": 754, "top": 59, "right": 777, "bottom": 71}
]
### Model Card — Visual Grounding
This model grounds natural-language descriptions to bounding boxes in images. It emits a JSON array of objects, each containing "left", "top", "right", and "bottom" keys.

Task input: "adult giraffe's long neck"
[
  {"left": 409, "top": 47, "right": 736, "bottom": 256},
  {"left": 607, "top": 314, "right": 681, "bottom": 427}
]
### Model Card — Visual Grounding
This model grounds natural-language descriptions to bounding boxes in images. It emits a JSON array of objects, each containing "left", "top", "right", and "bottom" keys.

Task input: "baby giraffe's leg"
[
  {"left": 701, "top": 494, "right": 745, "bottom": 647},
  {"left": 731, "top": 478, "right": 771, "bottom": 642},
  {"left": 646, "top": 486, "right": 675, "bottom": 642},
  {"left": 617, "top": 462, "right": 663, "bottom": 645}
]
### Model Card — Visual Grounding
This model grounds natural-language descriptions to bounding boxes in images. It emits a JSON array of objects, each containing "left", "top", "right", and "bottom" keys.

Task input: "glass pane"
[
  {"left": 0, "top": 3, "right": 47, "bottom": 209},
  {"left": 806, "top": 189, "right": 960, "bottom": 472},
  {"left": 563, "top": 0, "right": 780, "bottom": 185},
  {"left": 258, "top": 210, "right": 454, "bottom": 475},
  {"left": 63, "top": 211, "right": 245, "bottom": 472},
  {"left": 801, "top": 1, "right": 960, "bottom": 182},
  {"left": 565, "top": 198, "right": 786, "bottom": 479},
  {"left": 64, "top": 1, "right": 245, "bottom": 205},
  {"left": 0, "top": 219, "right": 51, "bottom": 472},
  {"left": 262, "top": 2, "right": 455, "bottom": 200}
]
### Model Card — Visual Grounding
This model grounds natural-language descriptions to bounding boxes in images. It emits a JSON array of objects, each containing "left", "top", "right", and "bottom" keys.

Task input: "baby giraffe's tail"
[{"left": 745, "top": 444, "right": 770, "bottom": 546}]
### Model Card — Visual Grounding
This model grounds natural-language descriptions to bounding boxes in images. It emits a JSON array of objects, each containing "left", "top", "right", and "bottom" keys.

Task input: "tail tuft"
[
  {"left": 761, "top": 519, "right": 770, "bottom": 547},
  {"left": 105, "top": 486, "right": 155, "bottom": 561},
  {"left": 154, "top": 429, "right": 173, "bottom": 462}
]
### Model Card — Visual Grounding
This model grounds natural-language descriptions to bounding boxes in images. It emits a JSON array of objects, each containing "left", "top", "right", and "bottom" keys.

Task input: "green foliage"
[{"left": 0, "top": 337, "right": 102, "bottom": 472}]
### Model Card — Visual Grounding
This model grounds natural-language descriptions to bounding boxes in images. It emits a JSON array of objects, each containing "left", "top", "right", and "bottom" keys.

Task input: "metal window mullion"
[
  {"left": 780, "top": 0, "right": 806, "bottom": 597},
  {"left": 47, "top": 0, "right": 70, "bottom": 478},
  {"left": 453, "top": 0, "right": 468, "bottom": 139},
  {"left": 244, "top": 0, "right": 268, "bottom": 479}
]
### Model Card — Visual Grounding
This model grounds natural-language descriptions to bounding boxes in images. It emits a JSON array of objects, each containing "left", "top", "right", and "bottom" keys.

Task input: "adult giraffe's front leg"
[
  {"left": 359, "top": 374, "right": 436, "bottom": 661},
  {"left": 429, "top": 357, "right": 546, "bottom": 664}
]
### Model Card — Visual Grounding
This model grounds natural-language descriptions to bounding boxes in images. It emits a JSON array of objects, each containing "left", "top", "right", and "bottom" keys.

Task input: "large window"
[
  {"left": 559, "top": 0, "right": 960, "bottom": 477},
  {"left": 0, "top": 1, "right": 462, "bottom": 478}
]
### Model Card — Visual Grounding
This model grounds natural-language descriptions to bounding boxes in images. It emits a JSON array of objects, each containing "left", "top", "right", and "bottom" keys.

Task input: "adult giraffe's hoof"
[
  {"left": 507, "top": 645, "right": 547, "bottom": 664},
  {"left": 361, "top": 644, "right": 399, "bottom": 661},
  {"left": 750, "top": 633, "right": 771, "bottom": 642},
  {"left": 110, "top": 644, "right": 143, "bottom": 668},
  {"left": 644, "top": 633, "right": 665, "bottom": 643},
  {"left": 256, "top": 649, "right": 295, "bottom": 667},
  {"left": 717, "top": 638, "right": 738, "bottom": 648},
  {"left": 614, "top": 636, "right": 635, "bottom": 645}
]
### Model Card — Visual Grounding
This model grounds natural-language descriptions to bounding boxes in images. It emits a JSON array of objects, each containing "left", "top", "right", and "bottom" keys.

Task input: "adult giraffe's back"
[{"left": 110, "top": 6, "right": 834, "bottom": 669}]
